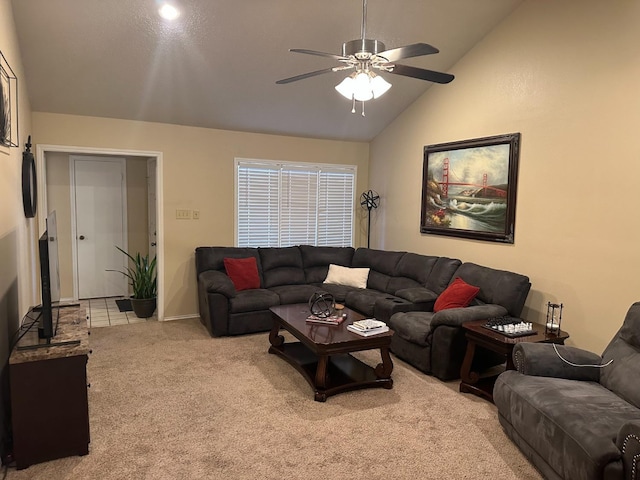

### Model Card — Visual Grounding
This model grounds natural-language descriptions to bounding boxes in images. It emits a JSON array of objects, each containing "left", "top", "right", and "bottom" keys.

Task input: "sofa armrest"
[
  {"left": 513, "top": 343, "right": 602, "bottom": 381},
  {"left": 430, "top": 304, "right": 508, "bottom": 328},
  {"left": 198, "top": 270, "right": 237, "bottom": 298},
  {"left": 616, "top": 420, "right": 640, "bottom": 480}
]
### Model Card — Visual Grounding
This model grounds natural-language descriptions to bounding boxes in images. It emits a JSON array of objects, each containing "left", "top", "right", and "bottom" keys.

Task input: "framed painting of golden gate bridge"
[{"left": 420, "top": 133, "right": 521, "bottom": 243}]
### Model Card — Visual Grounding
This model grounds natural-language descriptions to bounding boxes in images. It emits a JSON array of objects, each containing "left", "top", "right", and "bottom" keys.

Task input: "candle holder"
[{"left": 545, "top": 302, "right": 563, "bottom": 334}]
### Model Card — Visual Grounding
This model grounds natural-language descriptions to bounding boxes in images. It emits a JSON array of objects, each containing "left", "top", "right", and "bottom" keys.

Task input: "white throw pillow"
[{"left": 324, "top": 264, "right": 370, "bottom": 289}]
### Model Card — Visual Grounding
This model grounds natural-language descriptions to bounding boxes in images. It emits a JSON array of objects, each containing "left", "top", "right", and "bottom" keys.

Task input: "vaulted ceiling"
[{"left": 11, "top": 0, "right": 523, "bottom": 142}]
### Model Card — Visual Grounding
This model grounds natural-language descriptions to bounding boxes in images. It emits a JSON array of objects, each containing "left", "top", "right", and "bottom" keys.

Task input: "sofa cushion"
[
  {"left": 434, "top": 277, "right": 480, "bottom": 312},
  {"left": 344, "top": 289, "right": 388, "bottom": 317},
  {"left": 451, "top": 263, "right": 530, "bottom": 317},
  {"left": 387, "top": 253, "right": 438, "bottom": 291},
  {"left": 318, "top": 283, "right": 361, "bottom": 303},
  {"left": 229, "top": 289, "right": 280, "bottom": 314},
  {"left": 353, "top": 248, "right": 405, "bottom": 293},
  {"left": 395, "top": 287, "right": 438, "bottom": 304},
  {"left": 495, "top": 371, "right": 639, "bottom": 480},
  {"left": 196, "top": 247, "right": 261, "bottom": 276},
  {"left": 373, "top": 296, "right": 417, "bottom": 323},
  {"left": 223, "top": 257, "right": 261, "bottom": 291},
  {"left": 258, "top": 247, "right": 306, "bottom": 288},
  {"left": 388, "top": 311, "right": 433, "bottom": 347},
  {"left": 269, "top": 284, "right": 325, "bottom": 305},
  {"left": 600, "top": 302, "right": 640, "bottom": 409},
  {"left": 300, "top": 245, "right": 355, "bottom": 283},
  {"left": 324, "top": 264, "right": 369, "bottom": 289}
]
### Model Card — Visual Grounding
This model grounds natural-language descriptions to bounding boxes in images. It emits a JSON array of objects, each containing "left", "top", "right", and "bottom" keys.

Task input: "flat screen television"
[{"left": 37, "top": 211, "right": 61, "bottom": 340}]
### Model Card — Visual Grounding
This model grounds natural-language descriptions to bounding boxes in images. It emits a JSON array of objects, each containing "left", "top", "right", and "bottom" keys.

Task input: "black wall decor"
[
  {"left": 0, "top": 50, "right": 18, "bottom": 148},
  {"left": 22, "top": 136, "right": 36, "bottom": 218}
]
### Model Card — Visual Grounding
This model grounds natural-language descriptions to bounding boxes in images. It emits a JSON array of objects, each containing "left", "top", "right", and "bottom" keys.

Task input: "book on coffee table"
[
  {"left": 350, "top": 319, "right": 386, "bottom": 331},
  {"left": 347, "top": 320, "right": 388, "bottom": 336},
  {"left": 306, "top": 314, "right": 346, "bottom": 325}
]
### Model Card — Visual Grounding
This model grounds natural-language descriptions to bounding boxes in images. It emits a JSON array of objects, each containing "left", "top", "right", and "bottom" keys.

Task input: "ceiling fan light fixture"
[
  {"left": 370, "top": 74, "right": 391, "bottom": 99},
  {"left": 335, "top": 75, "right": 356, "bottom": 100},
  {"left": 335, "top": 71, "right": 391, "bottom": 102},
  {"left": 158, "top": 3, "right": 180, "bottom": 20},
  {"left": 353, "top": 72, "right": 374, "bottom": 101}
]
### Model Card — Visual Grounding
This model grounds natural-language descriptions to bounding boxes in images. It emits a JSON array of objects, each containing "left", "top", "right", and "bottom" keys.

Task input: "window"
[{"left": 236, "top": 159, "right": 356, "bottom": 247}]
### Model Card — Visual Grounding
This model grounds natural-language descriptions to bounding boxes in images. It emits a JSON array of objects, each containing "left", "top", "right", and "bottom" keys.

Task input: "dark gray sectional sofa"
[
  {"left": 195, "top": 245, "right": 531, "bottom": 380},
  {"left": 196, "top": 246, "right": 460, "bottom": 336}
]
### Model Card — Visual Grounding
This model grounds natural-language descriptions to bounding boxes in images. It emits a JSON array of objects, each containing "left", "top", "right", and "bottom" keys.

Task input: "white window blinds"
[{"left": 236, "top": 160, "right": 355, "bottom": 248}]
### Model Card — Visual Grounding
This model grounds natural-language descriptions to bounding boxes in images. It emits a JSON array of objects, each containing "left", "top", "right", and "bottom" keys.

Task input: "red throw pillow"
[
  {"left": 223, "top": 257, "right": 260, "bottom": 291},
  {"left": 433, "top": 277, "right": 480, "bottom": 312}
]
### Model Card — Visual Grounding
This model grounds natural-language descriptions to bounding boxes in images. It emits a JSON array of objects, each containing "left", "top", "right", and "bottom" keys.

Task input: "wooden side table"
[{"left": 459, "top": 319, "right": 569, "bottom": 403}]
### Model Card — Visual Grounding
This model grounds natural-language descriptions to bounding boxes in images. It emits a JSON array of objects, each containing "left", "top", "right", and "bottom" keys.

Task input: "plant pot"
[{"left": 130, "top": 297, "right": 157, "bottom": 318}]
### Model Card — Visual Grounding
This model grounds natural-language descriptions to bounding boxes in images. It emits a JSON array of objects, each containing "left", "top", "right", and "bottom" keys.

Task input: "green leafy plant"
[{"left": 110, "top": 246, "right": 157, "bottom": 299}]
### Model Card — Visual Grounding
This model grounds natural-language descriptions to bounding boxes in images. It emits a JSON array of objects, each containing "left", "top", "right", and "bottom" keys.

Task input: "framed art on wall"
[
  {"left": 420, "top": 133, "right": 521, "bottom": 243},
  {"left": 0, "top": 50, "right": 19, "bottom": 149}
]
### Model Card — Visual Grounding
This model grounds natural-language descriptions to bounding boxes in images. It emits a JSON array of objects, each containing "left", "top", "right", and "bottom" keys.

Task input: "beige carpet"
[{"left": 6, "top": 318, "right": 541, "bottom": 480}]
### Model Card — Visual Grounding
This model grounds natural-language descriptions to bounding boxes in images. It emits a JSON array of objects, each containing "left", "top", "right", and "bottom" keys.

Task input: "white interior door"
[
  {"left": 147, "top": 158, "right": 157, "bottom": 259},
  {"left": 72, "top": 156, "right": 128, "bottom": 299}
]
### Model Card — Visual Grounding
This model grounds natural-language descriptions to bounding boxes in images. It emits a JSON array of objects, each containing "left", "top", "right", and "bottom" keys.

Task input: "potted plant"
[{"left": 111, "top": 247, "right": 157, "bottom": 318}]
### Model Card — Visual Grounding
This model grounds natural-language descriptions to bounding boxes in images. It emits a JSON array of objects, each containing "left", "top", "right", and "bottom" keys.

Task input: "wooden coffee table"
[
  {"left": 268, "top": 304, "right": 394, "bottom": 402},
  {"left": 459, "top": 319, "right": 569, "bottom": 402}
]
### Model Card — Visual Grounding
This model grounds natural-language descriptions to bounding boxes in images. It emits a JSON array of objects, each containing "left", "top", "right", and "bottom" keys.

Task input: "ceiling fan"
[{"left": 276, "top": 0, "right": 454, "bottom": 115}]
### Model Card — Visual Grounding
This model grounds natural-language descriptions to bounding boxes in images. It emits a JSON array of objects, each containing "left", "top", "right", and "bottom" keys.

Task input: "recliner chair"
[
  {"left": 494, "top": 302, "right": 640, "bottom": 480},
  {"left": 388, "top": 262, "right": 531, "bottom": 380}
]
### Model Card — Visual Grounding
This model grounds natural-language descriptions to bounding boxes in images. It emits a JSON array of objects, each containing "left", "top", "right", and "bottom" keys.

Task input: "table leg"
[
  {"left": 460, "top": 339, "right": 480, "bottom": 385},
  {"left": 375, "top": 347, "right": 394, "bottom": 380},
  {"left": 315, "top": 355, "right": 329, "bottom": 389},
  {"left": 268, "top": 320, "right": 284, "bottom": 349}
]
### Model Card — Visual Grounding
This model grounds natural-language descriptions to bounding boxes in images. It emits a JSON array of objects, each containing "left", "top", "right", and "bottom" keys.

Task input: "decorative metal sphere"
[{"left": 308, "top": 293, "right": 335, "bottom": 318}]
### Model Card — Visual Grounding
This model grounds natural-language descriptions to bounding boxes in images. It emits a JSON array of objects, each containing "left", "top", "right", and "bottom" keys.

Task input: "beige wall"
[
  {"left": 126, "top": 156, "right": 151, "bottom": 264},
  {"left": 0, "top": 0, "right": 34, "bottom": 455},
  {"left": 44, "top": 152, "right": 73, "bottom": 298},
  {"left": 370, "top": 0, "right": 640, "bottom": 353},
  {"left": 44, "top": 153, "right": 149, "bottom": 299},
  {"left": 32, "top": 113, "right": 369, "bottom": 318},
  {"left": 0, "top": 0, "right": 34, "bottom": 326}
]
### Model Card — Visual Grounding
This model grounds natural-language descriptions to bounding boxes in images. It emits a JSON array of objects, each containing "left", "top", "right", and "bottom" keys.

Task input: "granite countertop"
[{"left": 10, "top": 306, "right": 90, "bottom": 364}]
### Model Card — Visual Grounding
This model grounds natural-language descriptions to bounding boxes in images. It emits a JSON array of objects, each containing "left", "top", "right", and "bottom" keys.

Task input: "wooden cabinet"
[{"left": 9, "top": 307, "right": 90, "bottom": 469}]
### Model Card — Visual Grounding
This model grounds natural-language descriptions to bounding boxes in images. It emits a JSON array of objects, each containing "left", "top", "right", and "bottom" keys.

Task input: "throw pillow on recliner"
[{"left": 434, "top": 277, "right": 480, "bottom": 312}]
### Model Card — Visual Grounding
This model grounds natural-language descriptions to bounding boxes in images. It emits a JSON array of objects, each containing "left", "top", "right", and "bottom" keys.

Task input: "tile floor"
[{"left": 80, "top": 297, "right": 157, "bottom": 328}]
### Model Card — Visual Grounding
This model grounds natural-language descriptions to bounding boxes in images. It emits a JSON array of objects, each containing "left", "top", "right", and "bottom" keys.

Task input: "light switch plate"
[{"left": 176, "top": 209, "right": 191, "bottom": 219}]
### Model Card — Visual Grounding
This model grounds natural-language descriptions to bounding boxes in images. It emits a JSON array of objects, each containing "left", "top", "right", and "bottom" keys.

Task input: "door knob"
[
  {"left": 151, "top": 242, "right": 156, "bottom": 247},
  {"left": 79, "top": 235, "right": 85, "bottom": 240}
]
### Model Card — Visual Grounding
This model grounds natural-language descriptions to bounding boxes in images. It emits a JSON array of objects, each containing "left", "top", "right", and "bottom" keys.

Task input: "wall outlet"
[
  {"left": 176, "top": 209, "right": 191, "bottom": 219},
  {"left": 192, "top": 210, "right": 200, "bottom": 220}
]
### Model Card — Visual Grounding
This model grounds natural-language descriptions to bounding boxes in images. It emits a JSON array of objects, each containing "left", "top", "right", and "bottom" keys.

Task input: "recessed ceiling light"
[{"left": 158, "top": 3, "right": 180, "bottom": 20}]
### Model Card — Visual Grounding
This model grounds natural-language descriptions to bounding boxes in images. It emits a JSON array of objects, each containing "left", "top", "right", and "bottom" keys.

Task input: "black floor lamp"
[{"left": 360, "top": 190, "right": 380, "bottom": 248}]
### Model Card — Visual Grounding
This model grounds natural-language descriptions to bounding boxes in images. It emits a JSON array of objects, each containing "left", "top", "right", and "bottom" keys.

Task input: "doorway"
[
  {"left": 70, "top": 156, "right": 128, "bottom": 299},
  {"left": 35, "top": 145, "right": 164, "bottom": 320}
]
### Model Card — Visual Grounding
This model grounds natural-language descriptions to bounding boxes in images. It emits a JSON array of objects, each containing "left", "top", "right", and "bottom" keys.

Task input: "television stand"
[{"left": 9, "top": 306, "right": 90, "bottom": 469}]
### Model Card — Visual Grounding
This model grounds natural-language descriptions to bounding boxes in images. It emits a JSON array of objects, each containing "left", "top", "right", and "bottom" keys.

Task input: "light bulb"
[
  {"left": 335, "top": 76, "right": 355, "bottom": 100},
  {"left": 353, "top": 72, "right": 373, "bottom": 102},
  {"left": 159, "top": 3, "right": 180, "bottom": 20},
  {"left": 371, "top": 75, "right": 391, "bottom": 98}
]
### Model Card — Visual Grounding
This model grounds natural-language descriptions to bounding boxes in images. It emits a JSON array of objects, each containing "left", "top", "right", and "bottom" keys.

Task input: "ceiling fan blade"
[
  {"left": 290, "top": 49, "right": 348, "bottom": 61},
  {"left": 276, "top": 67, "right": 336, "bottom": 84},
  {"left": 389, "top": 64, "right": 454, "bottom": 84},
  {"left": 378, "top": 43, "right": 439, "bottom": 62}
]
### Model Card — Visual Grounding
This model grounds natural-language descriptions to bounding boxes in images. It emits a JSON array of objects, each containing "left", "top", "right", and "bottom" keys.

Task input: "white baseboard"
[{"left": 162, "top": 314, "right": 200, "bottom": 322}]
